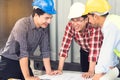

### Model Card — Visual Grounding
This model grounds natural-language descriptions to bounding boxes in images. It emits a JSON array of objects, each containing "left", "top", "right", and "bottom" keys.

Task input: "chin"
[
  {"left": 75, "top": 30, "right": 80, "bottom": 32},
  {"left": 41, "top": 26, "right": 48, "bottom": 28}
]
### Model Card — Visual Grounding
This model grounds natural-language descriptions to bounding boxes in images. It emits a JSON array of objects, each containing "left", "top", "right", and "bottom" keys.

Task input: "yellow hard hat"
[{"left": 84, "top": 0, "right": 111, "bottom": 15}]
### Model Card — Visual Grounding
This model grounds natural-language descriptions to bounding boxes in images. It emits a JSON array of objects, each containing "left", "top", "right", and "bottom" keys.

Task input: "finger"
[
  {"left": 34, "top": 76, "right": 40, "bottom": 80},
  {"left": 83, "top": 74, "right": 91, "bottom": 79}
]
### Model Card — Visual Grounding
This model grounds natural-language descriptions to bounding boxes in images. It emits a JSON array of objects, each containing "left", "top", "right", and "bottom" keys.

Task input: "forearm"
[
  {"left": 88, "top": 61, "right": 96, "bottom": 72},
  {"left": 58, "top": 56, "right": 66, "bottom": 71},
  {"left": 43, "top": 57, "right": 52, "bottom": 73},
  {"left": 19, "top": 57, "right": 30, "bottom": 79}
]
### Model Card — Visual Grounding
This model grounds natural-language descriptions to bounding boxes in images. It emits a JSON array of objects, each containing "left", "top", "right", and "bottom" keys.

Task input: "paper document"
[{"left": 39, "top": 72, "right": 92, "bottom": 80}]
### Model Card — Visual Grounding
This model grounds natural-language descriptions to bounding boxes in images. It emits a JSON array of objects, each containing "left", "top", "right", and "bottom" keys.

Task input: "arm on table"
[
  {"left": 82, "top": 61, "right": 96, "bottom": 78},
  {"left": 20, "top": 57, "right": 39, "bottom": 80},
  {"left": 43, "top": 57, "right": 54, "bottom": 75},
  {"left": 53, "top": 56, "right": 66, "bottom": 75}
]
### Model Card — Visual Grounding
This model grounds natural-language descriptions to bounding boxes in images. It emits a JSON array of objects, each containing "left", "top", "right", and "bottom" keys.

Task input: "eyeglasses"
[{"left": 71, "top": 17, "right": 85, "bottom": 22}]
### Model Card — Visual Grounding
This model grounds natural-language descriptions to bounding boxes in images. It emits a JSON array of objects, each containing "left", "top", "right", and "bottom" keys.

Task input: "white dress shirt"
[{"left": 95, "top": 14, "right": 120, "bottom": 73}]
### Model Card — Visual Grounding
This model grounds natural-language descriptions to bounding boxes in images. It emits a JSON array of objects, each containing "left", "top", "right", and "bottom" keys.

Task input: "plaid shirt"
[{"left": 59, "top": 22, "right": 103, "bottom": 61}]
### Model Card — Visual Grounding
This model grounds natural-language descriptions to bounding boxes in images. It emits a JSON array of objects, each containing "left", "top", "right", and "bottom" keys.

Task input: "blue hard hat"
[{"left": 32, "top": 0, "right": 56, "bottom": 14}]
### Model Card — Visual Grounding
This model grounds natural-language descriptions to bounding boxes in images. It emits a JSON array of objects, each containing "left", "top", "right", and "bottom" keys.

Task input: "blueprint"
[{"left": 39, "top": 72, "right": 92, "bottom": 80}]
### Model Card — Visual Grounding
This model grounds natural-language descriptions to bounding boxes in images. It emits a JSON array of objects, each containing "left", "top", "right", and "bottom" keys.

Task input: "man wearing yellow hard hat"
[{"left": 85, "top": 0, "right": 120, "bottom": 80}]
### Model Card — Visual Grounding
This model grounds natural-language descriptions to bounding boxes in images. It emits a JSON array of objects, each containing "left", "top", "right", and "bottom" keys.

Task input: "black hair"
[
  {"left": 81, "top": 15, "right": 88, "bottom": 19},
  {"left": 32, "top": 8, "right": 45, "bottom": 17}
]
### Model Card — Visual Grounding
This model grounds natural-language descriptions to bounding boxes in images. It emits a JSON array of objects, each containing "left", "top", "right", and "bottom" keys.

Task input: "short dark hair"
[
  {"left": 32, "top": 8, "right": 45, "bottom": 17},
  {"left": 81, "top": 15, "right": 88, "bottom": 19}
]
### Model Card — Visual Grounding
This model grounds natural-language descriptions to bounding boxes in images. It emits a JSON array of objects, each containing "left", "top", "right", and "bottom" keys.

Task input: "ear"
[
  {"left": 34, "top": 13, "right": 38, "bottom": 17},
  {"left": 84, "top": 17, "right": 89, "bottom": 23},
  {"left": 85, "top": 17, "right": 89, "bottom": 22}
]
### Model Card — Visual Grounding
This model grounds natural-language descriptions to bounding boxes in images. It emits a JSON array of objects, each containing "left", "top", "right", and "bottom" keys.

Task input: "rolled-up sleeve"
[{"left": 39, "top": 28, "right": 51, "bottom": 58}]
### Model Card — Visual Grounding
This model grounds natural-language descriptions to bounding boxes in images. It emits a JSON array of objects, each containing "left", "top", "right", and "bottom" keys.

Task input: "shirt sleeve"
[
  {"left": 12, "top": 18, "right": 29, "bottom": 59},
  {"left": 59, "top": 22, "right": 74, "bottom": 58},
  {"left": 39, "top": 27, "right": 51, "bottom": 58},
  {"left": 88, "top": 27, "right": 103, "bottom": 62}
]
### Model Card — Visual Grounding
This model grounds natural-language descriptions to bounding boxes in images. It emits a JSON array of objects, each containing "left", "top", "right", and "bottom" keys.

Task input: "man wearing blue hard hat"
[{"left": 0, "top": 0, "right": 56, "bottom": 80}]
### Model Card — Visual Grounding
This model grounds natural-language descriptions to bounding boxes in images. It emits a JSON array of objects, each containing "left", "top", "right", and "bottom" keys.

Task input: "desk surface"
[
  {"left": 39, "top": 71, "right": 120, "bottom": 80},
  {"left": 39, "top": 71, "right": 92, "bottom": 80}
]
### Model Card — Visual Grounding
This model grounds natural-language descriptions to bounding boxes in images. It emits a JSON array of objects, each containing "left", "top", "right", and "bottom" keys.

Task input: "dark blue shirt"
[{"left": 1, "top": 15, "right": 51, "bottom": 60}]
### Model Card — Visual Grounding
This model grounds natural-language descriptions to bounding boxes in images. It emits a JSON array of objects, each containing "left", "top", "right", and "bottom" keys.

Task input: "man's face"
[
  {"left": 87, "top": 14, "right": 99, "bottom": 27},
  {"left": 35, "top": 13, "right": 53, "bottom": 28},
  {"left": 71, "top": 17, "right": 88, "bottom": 32}
]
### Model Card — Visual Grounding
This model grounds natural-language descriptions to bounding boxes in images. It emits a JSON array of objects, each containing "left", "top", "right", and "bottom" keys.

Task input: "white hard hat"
[{"left": 68, "top": 2, "right": 85, "bottom": 19}]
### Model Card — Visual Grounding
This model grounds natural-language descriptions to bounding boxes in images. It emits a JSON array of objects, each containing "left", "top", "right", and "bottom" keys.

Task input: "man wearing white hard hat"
[
  {"left": 85, "top": 0, "right": 120, "bottom": 80},
  {"left": 54, "top": 2, "right": 103, "bottom": 79},
  {"left": 0, "top": 0, "right": 56, "bottom": 80}
]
